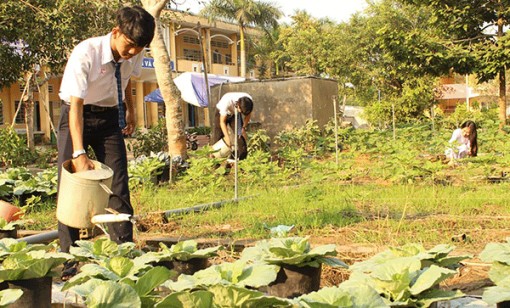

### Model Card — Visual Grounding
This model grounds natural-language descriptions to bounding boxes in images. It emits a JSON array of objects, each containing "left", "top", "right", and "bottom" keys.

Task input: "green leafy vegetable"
[
  {"left": 165, "top": 260, "right": 279, "bottom": 292},
  {"left": 0, "top": 250, "right": 72, "bottom": 282},
  {"left": 0, "top": 289, "right": 23, "bottom": 307},
  {"left": 241, "top": 237, "right": 348, "bottom": 268}
]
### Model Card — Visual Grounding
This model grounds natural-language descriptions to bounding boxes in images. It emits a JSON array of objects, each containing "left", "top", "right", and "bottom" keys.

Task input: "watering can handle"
[
  {"left": 99, "top": 182, "right": 114, "bottom": 195},
  {"left": 98, "top": 182, "right": 134, "bottom": 212}
]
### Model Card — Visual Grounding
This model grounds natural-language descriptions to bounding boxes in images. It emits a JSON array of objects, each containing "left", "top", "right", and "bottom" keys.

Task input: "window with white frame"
[
  {"left": 183, "top": 48, "right": 202, "bottom": 61},
  {"left": 211, "top": 40, "right": 228, "bottom": 49},
  {"left": 183, "top": 35, "right": 200, "bottom": 45},
  {"left": 225, "top": 54, "right": 233, "bottom": 65},
  {"left": 212, "top": 50, "right": 222, "bottom": 64}
]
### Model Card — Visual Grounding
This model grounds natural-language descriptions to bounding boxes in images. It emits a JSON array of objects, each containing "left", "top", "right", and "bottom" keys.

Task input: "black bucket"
[
  {"left": 0, "top": 276, "right": 52, "bottom": 308},
  {"left": 0, "top": 229, "right": 17, "bottom": 239},
  {"left": 498, "top": 301, "right": 510, "bottom": 308},
  {"left": 266, "top": 264, "right": 321, "bottom": 298}
]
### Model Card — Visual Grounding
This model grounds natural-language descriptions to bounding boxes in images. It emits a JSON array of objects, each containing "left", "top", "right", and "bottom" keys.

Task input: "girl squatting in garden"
[{"left": 445, "top": 120, "right": 478, "bottom": 160}]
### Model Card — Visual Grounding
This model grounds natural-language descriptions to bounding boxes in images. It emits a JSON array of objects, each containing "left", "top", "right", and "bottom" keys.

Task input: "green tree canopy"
[{"left": 400, "top": 0, "right": 510, "bottom": 128}]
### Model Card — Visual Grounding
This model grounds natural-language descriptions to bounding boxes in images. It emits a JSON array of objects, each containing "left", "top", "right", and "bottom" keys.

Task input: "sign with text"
[{"left": 142, "top": 57, "right": 174, "bottom": 70}]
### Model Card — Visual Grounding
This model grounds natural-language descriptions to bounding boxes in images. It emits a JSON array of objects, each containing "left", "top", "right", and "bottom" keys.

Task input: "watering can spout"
[{"left": 91, "top": 213, "right": 133, "bottom": 224}]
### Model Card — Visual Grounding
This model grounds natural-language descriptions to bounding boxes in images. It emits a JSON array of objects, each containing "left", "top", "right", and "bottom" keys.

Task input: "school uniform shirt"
[
  {"left": 216, "top": 92, "right": 252, "bottom": 116},
  {"left": 448, "top": 128, "right": 470, "bottom": 148},
  {"left": 445, "top": 128, "right": 470, "bottom": 159},
  {"left": 59, "top": 33, "right": 144, "bottom": 107}
]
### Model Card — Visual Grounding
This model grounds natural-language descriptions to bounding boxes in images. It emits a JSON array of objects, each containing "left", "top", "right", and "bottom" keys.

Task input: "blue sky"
[{"left": 171, "top": 0, "right": 368, "bottom": 23}]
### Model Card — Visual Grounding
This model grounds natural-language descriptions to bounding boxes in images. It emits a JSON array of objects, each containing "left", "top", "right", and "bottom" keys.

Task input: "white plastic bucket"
[
  {"left": 212, "top": 138, "right": 232, "bottom": 158},
  {"left": 56, "top": 160, "right": 113, "bottom": 229}
]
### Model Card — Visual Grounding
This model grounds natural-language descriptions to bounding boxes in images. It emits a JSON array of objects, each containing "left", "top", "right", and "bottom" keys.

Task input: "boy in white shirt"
[
  {"left": 57, "top": 6, "right": 155, "bottom": 279},
  {"left": 211, "top": 92, "right": 253, "bottom": 160}
]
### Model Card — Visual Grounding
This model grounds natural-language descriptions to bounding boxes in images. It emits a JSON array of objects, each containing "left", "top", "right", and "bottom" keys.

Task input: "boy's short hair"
[
  {"left": 116, "top": 6, "right": 155, "bottom": 47},
  {"left": 238, "top": 97, "right": 253, "bottom": 115}
]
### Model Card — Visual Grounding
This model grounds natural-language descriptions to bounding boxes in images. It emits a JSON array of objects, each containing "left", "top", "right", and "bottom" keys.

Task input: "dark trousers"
[
  {"left": 211, "top": 110, "right": 248, "bottom": 160},
  {"left": 57, "top": 104, "right": 133, "bottom": 252}
]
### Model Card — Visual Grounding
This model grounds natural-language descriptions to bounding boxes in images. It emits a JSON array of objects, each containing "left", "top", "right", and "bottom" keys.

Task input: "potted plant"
[
  {"left": 0, "top": 238, "right": 51, "bottom": 261},
  {"left": 0, "top": 247, "right": 72, "bottom": 308},
  {"left": 350, "top": 243, "right": 471, "bottom": 273},
  {"left": 295, "top": 281, "right": 389, "bottom": 308},
  {"left": 139, "top": 240, "right": 222, "bottom": 278},
  {"left": 0, "top": 218, "right": 23, "bottom": 239},
  {"left": 349, "top": 254, "right": 464, "bottom": 307},
  {"left": 157, "top": 284, "right": 293, "bottom": 308},
  {"left": 479, "top": 238, "right": 510, "bottom": 307},
  {"left": 240, "top": 236, "right": 348, "bottom": 298},
  {"left": 64, "top": 264, "right": 172, "bottom": 308},
  {"left": 69, "top": 238, "right": 143, "bottom": 262},
  {"left": 164, "top": 259, "right": 280, "bottom": 292}
]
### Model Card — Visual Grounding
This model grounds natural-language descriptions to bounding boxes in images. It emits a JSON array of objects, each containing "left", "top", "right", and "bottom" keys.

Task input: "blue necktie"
[{"left": 114, "top": 62, "right": 126, "bottom": 129}]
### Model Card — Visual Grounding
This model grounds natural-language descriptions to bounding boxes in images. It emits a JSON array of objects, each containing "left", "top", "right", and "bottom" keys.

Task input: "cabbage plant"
[
  {"left": 0, "top": 289, "right": 23, "bottom": 307},
  {"left": 156, "top": 284, "right": 293, "bottom": 308},
  {"left": 0, "top": 249, "right": 72, "bottom": 282},
  {"left": 350, "top": 243, "right": 471, "bottom": 273},
  {"left": 67, "top": 266, "right": 172, "bottom": 308},
  {"left": 240, "top": 236, "right": 348, "bottom": 268},
  {"left": 165, "top": 260, "right": 280, "bottom": 292},
  {"left": 69, "top": 238, "right": 143, "bottom": 262},
  {"left": 61, "top": 256, "right": 160, "bottom": 291},
  {"left": 138, "top": 240, "right": 222, "bottom": 263},
  {"left": 295, "top": 282, "right": 389, "bottom": 308},
  {"left": 349, "top": 256, "right": 463, "bottom": 307},
  {"left": 0, "top": 218, "right": 23, "bottom": 231},
  {"left": 480, "top": 238, "right": 510, "bottom": 304},
  {"left": 0, "top": 238, "right": 53, "bottom": 261}
]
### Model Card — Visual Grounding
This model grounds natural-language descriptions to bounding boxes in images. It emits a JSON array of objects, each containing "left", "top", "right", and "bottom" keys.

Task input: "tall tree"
[
  {"left": 401, "top": 0, "right": 510, "bottom": 129},
  {"left": 142, "top": 0, "right": 187, "bottom": 161},
  {"left": 328, "top": 0, "right": 444, "bottom": 123},
  {"left": 275, "top": 11, "right": 333, "bottom": 76},
  {"left": 200, "top": 0, "right": 282, "bottom": 78},
  {"left": 0, "top": 0, "right": 125, "bottom": 148}
]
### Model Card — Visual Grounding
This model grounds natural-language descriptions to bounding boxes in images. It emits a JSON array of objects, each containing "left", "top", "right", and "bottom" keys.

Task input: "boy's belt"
[{"left": 84, "top": 105, "right": 118, "bottom": 113}]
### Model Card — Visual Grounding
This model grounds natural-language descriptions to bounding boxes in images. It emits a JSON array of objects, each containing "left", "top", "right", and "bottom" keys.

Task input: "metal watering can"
[{"left": 56, "top": 160, "right": 133, "bottom": 229}]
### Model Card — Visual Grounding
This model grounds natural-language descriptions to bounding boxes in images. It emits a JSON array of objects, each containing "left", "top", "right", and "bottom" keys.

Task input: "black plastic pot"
[
  {"left": 498, "top": 301, "right": 510, "bottom": 308},
  {"left": 157, "top": 258, "right": 209, "bottom": 280},
  {"left": 0, "top": 228, "right": 16, "bottom": 239},
  {"left": 0, "top": 276, "right": 52, "bottom": 308},
  {"left": 157, "top": 166, "right": 170, "bottom": 183},
  {"left": 266, "top": 264, "right": 321, "bottom": 298}
]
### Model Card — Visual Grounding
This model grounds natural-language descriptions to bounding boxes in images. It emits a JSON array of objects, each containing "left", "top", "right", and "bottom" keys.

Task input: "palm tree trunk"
[{"left": 239, "top": 25, "right": 246, "bottom": 78}]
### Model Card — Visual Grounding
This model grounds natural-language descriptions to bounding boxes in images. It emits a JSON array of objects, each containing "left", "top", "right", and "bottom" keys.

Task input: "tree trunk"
[
  {"left": 239, "top": 24, "right": 246, "bottom": 78},
  {"left": 142, "top": 0, "right": 187, "bottom": 159},
  {"left": 25, "top": 75, "right": 35, "bottom": 150},
  {"left": 499, "top": 68, "right": 506, "bottom": 130},
  {"left": 498, "top": 19, "right": 507, "bottom": 130}
]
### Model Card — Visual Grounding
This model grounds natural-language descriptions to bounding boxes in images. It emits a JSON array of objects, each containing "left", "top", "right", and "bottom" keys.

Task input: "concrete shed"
[{"left": 208, "top": 77, "right": 339, "bottom": 138}]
